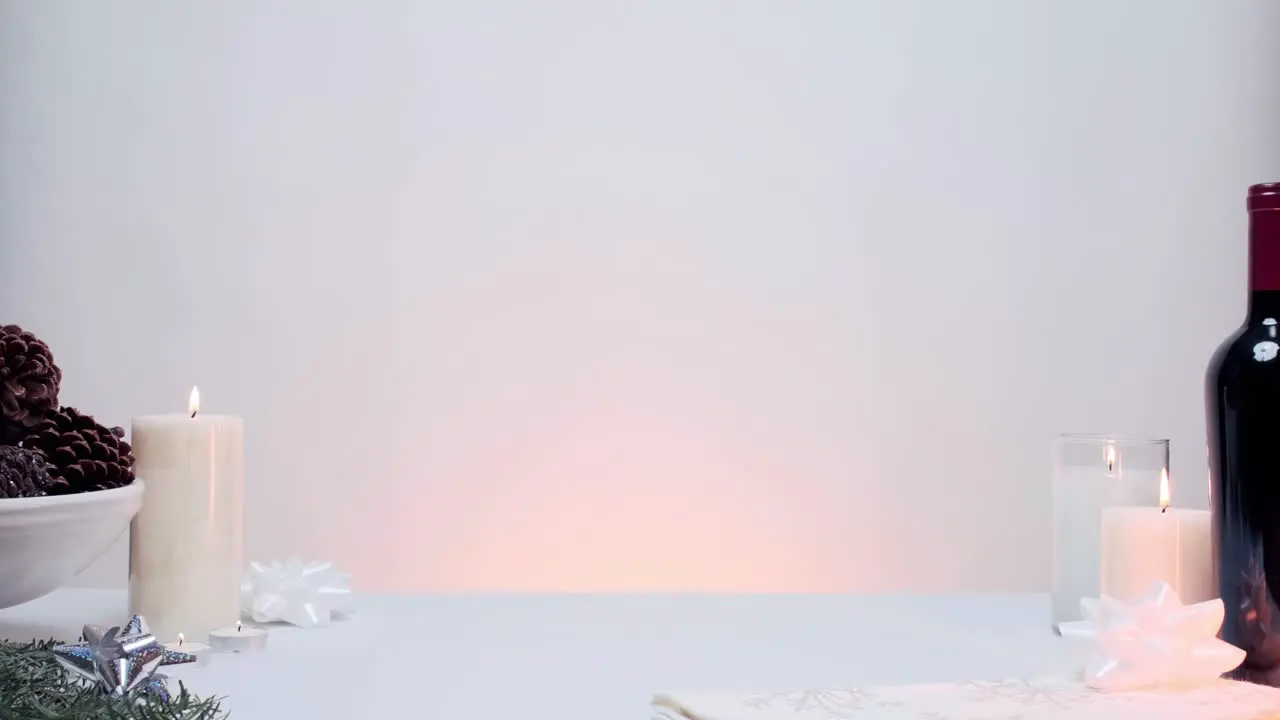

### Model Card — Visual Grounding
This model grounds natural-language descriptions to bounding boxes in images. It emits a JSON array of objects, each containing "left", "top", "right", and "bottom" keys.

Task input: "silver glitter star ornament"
[
  {"left": 52, "top": 615, "right": 196, "bottom": 702},
  {"left": 1059, "top": 582, "right": 1245, "bottom": 691},
  {"left": 242, "top": 558, "right": 353, "bottom": 628}
]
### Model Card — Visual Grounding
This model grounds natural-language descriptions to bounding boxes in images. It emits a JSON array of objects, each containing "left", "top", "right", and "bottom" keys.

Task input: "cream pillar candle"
[
  {"left": 1100, "top": 470, "right": 1215, "bottom": 605},
  {"left": 129, "top": 387, "right": 244, "bottom": 643},
  {"left": 1100, "top": 505, "right": 1179, "bottom": 603},
  {"left": 1173, "top": 508, "right": 1214, "bottom": 605}
]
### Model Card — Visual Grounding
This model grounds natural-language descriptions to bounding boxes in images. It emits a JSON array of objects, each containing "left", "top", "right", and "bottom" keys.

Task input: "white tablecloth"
[
  {"left": 1, "top": 590, "right": 1077, "bottom": 719},
  {"left": 654, "top": 677, "right": 1280, "bottom": 720}
]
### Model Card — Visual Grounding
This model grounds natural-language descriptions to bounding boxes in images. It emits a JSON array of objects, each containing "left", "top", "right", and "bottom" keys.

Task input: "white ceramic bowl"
[{"left": 0, "top": 480, "right": 144, "bottom": 609}]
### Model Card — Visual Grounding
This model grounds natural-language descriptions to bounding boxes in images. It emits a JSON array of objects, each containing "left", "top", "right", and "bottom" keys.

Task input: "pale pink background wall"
[{"left": 2, "top": 0, "right": 1279, "bottom": 592}]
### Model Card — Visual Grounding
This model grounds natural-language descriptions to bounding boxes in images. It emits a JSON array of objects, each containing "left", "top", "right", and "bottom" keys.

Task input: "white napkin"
[{"left": 653, "top": 676, "right": 1280, "bottom": 720}]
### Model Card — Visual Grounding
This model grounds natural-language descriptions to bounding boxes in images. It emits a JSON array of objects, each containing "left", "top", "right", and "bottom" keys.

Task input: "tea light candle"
[
  {"left": 161, "top": 633, "right": 212, "bottom": 665},
  {"left": 129, "top": 386, "right": 245, "bottom": 644},
  {"left": 208, "top": 622, "right": 268, "bottom": 654}
]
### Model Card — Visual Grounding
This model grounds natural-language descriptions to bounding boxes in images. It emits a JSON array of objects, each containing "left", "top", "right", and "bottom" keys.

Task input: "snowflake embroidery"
[
  {"left": 742, "top": 689, "right": 873, "bottom": 718},
  {"left": 912, "top": 712, "right": 1030, "bottom": 720},
  {"left": 661, "top": 675, "right": 1280, "bottom": 720},
  {"left": 959, "top": 680, "right": 1090, "bottom": 710}
]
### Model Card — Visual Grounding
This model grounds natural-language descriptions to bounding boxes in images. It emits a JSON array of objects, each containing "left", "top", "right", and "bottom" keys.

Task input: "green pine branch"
[{"left": 0, "top": 639, "right": 226, "bottom": 720}]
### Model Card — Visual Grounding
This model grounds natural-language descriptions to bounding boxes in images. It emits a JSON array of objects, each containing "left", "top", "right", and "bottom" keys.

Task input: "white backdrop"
[{"left": 2, "top": 0, "right": 1278, "bottom": 592}]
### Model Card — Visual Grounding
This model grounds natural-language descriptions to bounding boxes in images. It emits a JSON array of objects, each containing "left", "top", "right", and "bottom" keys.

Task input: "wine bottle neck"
[
  {"left": 1248, "top": 290, "right": 1280, "bottom": 322},
  {"left": 1249, "top": 209, "right": 1280, "bottom": 293}
]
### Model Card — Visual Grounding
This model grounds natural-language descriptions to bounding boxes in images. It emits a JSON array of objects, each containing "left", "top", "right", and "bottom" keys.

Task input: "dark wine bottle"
[{"left": 1208, "top": 182, "right": 1280, "bottom": 685}]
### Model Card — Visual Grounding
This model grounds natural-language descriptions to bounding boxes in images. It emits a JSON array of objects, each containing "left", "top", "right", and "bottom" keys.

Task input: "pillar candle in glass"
[
  {"left": 129, "top": 387, "right": 244, "bottom": 643},
  {"left": 1051, "top": 434, "right": 1167, "bottom": 629}
]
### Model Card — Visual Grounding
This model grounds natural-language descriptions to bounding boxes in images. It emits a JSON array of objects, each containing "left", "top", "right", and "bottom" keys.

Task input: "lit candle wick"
[
  {"left": 236, "top": 621, "right": 242, "bottom": 633},
  {"left": 177, "top": 633, "right": 185, "bottom": 648},
  {"left": 188, "top": 386, "right": 200, "bottom": 419}
]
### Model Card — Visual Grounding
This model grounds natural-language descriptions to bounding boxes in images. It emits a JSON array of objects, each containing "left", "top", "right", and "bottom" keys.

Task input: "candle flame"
[
  {"left": 1159, "top": 468, "right": 1170, "bottom": 510},
  {"left": 236, "top": 621, "right": 242, "bottom": 633},
  {"left": 177, "top": 633, "right": 185, "bottom": 647},
  {"left": 1105, "top": 444, "right": 1117, "bottom": 474},
  {"left": 188, "top": 386, "right": 200, "bottom": 417}
]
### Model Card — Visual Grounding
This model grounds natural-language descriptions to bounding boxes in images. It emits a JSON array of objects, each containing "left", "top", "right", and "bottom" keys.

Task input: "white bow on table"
[
  {"left": 1058, "top": 582, "right": 1244, "bottom": 691},
  {"left": 241, "top": 558, "right": 353, "bottom": 628}
]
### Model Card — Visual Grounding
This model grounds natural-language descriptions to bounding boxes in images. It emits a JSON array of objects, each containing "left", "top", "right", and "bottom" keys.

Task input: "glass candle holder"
[{"left": 1051, "top": 434, "right": 1168, "bottom": 629}]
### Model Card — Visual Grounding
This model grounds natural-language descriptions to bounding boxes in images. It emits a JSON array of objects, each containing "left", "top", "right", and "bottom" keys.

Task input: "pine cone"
[
  {"left": 0, "top": 446, "right": 60, "bottom": 499},
  {"left": 0, "top": 325, "right": 62, "bottom": 444},
  {"left": 21, "top": 407, "right": 134, "bottom": 494}
]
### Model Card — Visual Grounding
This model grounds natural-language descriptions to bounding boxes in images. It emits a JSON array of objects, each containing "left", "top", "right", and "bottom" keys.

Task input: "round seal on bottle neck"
[{"left": 1248, "top": 183, "right": 1280, "bottom": 211}]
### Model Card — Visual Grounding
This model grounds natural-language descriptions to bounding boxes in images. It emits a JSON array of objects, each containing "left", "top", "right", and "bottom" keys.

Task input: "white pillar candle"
[
  {"left": 1100, "top": 506, "right": 1179, "bottom": 603},
  {"left": 129, "top": 387, "right": 244, "bottom": 643},
  {"left": 1174, "top": 508, "right": 1214, "bottom": 605},
  {"left": 1100, "top": 470, "right": 1215, "bottom": 604}
]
